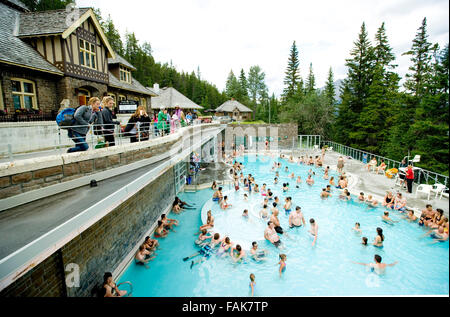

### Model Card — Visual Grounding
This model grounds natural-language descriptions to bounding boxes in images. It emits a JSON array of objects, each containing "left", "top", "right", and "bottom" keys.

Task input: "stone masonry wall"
[
  {"left": 0, "top": 167, "right": 175, "bottom": 297},
  {"left": 226, "top": 123, "right": 298, "bottom": 148},
  {"left": 0, "top": 138, "right": 178, "bottom": 200},
  {"left": 0, "top": 251, "right": 66, "bottom": 297}
]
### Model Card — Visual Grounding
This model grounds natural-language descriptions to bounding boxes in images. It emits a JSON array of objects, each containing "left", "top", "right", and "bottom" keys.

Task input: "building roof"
[
  {"left": 150, "top": 87, "right": 203, "bottom": 110},
  {"left": 18, "top": 7, "right": 115, "bottom": 59},
  {"left": 0, "top": 2, "right": 64, "bottom": 75},
  {"left": 108, "top": 54, "right": 136, "bottom": 71},
  {"left": 215, "top": 99, "right": 253, "bottom": 113},
  {"left": 108, "top": 72, "right": 158, "bottom": 97},
  {"left": 18, "top": 8, "right": 90, "bottom": 37},
  {"left": 0, "top": 0, "right": 29, "bottom": 12}
]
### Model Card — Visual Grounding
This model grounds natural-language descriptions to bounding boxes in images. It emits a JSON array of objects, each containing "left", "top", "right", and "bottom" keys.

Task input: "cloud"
[{"left": 77, "top": 0, "right": 449, "bottom": 97}]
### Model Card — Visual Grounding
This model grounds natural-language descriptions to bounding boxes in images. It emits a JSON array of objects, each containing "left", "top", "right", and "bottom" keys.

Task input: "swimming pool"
[{"left": 118, "top": 154, "right": 449, "bottom": 296}]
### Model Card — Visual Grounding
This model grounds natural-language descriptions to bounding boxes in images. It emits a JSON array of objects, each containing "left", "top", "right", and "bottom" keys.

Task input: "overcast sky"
[{"left": 78, "top": 0, "right": 449, "bottom": 97}]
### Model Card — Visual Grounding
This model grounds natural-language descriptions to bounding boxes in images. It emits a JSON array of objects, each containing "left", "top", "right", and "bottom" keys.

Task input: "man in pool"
[
  {"left": 382, "top": 211, "right": 399, "bottom": 225},
  {"left": 183, "top": 244, "right": 216, "bottom": 268},
  {"left": 264, "top": 221, "right": 284, "bottom": 249},
  {"left": 259, "top": 205, "right": 269, "bottom": 219},
  {"left": 393, "top": 193, "right": 407, "bottom": 213},
  {"left": 212, "top": 187, "right": 223, "bottom": 203},
  {"left": 309, "top": 218, "right": 318, "bottom": 246},
  {"left": 320, "top": 188, "right": 332, "bottom": 199},
  {"left": 289, "top": 206, "right": 306, "bottom": 228},
  {"left": 250, "top": 241, "right": 268, "bottom": 262},
  {"left": 353, "top": 254, "right": 398, "bottom": 275},
  {"left": 135, "top": 244, "right": 155, "bottom": 268}
]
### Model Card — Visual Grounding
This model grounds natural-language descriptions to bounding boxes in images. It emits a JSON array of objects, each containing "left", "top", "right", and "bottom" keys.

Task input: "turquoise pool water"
[{"left": 118, "top": 155, "right": 449, "bottom": 296}]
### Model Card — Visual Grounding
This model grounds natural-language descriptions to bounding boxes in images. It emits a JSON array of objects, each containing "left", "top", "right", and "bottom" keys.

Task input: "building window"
[
  {"left": 118, "top": 95, "right": 126, "bottom": 102},
  {"left": 119, "top": 66, "right": 131, "bottom": 83},
  {"left": 140, "top": 97, "right": 146, "bottom": 108},
  {"left": 79, "top": 39, "right": 96, "bottom": 70},
  {"left": 11, "top": 78, "right": 37, "bottom": 110},
  {"left": 107, "top": 93, "right": 116, "bottom": 101}
]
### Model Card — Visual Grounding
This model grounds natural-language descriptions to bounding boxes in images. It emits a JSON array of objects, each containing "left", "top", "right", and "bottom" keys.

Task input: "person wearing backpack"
[
  {"left": 67, "top": 97, "right": 103, "bottom": 153},
  {"left": 101, "top": 96, "right": 120, "bottom": 147}
]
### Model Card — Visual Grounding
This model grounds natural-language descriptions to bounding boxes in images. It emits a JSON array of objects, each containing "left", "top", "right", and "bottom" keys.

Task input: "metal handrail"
[{"left": 322, "top": 140, "right": 449, "bottom": 188}]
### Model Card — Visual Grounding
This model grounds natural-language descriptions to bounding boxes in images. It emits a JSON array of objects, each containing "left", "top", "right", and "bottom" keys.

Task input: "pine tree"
[
  {"left": 237, "top": 69, "right": 249, "bottom": 102},
  {"left": 335, "top": 22, "right": 375, "bottom": 146},
  {"left": 225, "top": 70, "right": 240, "bottom": 99},
  {"left": 403, "top": 18, "right": 435, "bottom": 100},
  {"left": 324, "top": 67, "right": 336, "bottom": 108},
  {"left": 353, "top": 22, "right": 400, "bottom": 153},
  {"left": 282, "top": 41, "right": 301, "bottom": 102},
  {"left": 102, "top": 15, "right": 124, "bottom": 56},
  {"left": 306, "top": 63, "right": 316, "bottom": 93}
]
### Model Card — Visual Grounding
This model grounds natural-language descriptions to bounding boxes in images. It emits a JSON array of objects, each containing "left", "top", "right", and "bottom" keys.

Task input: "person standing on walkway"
[
  {"left": 406, "top": 165, "right": 414, "bottom": 194},
  {"left": 337, "top": 156, "right": 344, "bottom": 174},
  {"left": 157, "top": 107, "right": 168, "bottom": 137},
  {"left": 101, "top": 96, "right": 121, "bottom": 147},
  {"left": 68, "top": 97, "right": 103, "bottom": 153}
]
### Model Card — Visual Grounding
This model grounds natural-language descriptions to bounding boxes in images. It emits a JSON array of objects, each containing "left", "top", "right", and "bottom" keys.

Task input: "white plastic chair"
[
  {"left": 410, "top": 155, "right": 421, "bottom": 166},
  {"left": 415, "top": 184, "right": 433, "bottom": 200},
  {"left": 431, "top": 184, "right": 449, "bottom": 200},
  {"left": 327, "top": 147, "right": 333, "bottom": 152}
]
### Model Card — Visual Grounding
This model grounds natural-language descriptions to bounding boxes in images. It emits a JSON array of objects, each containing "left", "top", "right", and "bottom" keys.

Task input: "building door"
[{"left": 78, "top": 88, "right": 90, "bottom": 106}]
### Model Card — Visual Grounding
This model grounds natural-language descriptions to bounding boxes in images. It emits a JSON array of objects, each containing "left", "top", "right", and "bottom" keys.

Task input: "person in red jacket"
[{"left": 406, "top": 165, "right": 414, "bottom": 194}]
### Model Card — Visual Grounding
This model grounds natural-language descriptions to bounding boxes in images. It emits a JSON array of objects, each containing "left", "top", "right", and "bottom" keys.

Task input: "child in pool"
[
  {"left": 249, "top": 274, "right": 256, "bottom": 297},
  {"left": 352, "top": 222, "right": 362, "bottom": 234},
  {"left": 278, "top": 254, "right": 287, "bottom": 277}
]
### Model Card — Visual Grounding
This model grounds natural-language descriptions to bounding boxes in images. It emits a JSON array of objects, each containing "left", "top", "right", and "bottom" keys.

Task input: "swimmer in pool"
[
  {"left": 260, "top": 205, "right": 269, "bottom": 219},
  {"left": 309, "top": 218, "right": 318, "bottom": 246},
  {"left": 278, "top": 254, "right": 287, "bottom": 277},
  {"left": 289, "top": 206, "right": 306, "bottom": 228},
  {"left": 249, "top": 274, "right": 256, "bottom": 297},
  {"left": 290, "top": 172, "right": 295, "bottom": 179},
  {"left": 352, "top": 222, "right": 362, "bottom": 234},
  {"left": 306, "top": 175, "right": 314, "bottom": 186},
  {"left": 250, "top": 241, "right": 268, "bottom": 262},
  {"left": 373, "top": 227, "right": 384, "bottom": 248},
  {"left": 242, "top": 209, "right": 249, "bottom": 218},
  {"left": 361, "top": 237, "right": 368, "bottom": 246},
  {"left": 402, "top": 210, "right": 418, "bottom": 222},
  {"left": 284, "top": 197, "right": 292, "bottom": 216},
  {"left": 264, "top": 221, "right": 284, "bottom": 249},
  {"left": 212, "top": 187, "right": 223, "bottom": 203},
  {"left": 243, "top": 193, "right": 248, "bottom": 201},
  {"left": 353, "top": 254, "right": 398, "bottom": 275},
  {"left": 220, "top": 196, "right": 232, "bottom": 210},
  {"left": 195, "top": 229, "right": 213, "bottom": 247},
  {"left": 382, "top": 211, "right": 399, "bottom": 225},
  {"left": 320, "top": 188, "right": 332, "bottom": 199},
  {"left": 230, "top": 244, "right": 246, "bottom": 263}
]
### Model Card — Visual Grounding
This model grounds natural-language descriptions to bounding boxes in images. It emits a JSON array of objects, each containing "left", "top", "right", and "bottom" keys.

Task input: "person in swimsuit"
[
  {"left": 217, "top": 236, "right": 233, "bottom": 257},
  {"left": 211, "top": 181, "right": 217, "bottom": 190},
  {"left": 320, "top": 188, "right": 331, "bottom": 199},
  {"left": 208, "top": 233, "right": 221, "bottom": 249},
  {"left": 366, "top": 195, "right": 378, "bottom": 207},
  {"left": 135, "top": 244, "right": 155, "bottom": 268},
  {"left": 336, "top": 176, "right": 346, "bottom": 189},
  {"left": 220, "top": 196, "right": 232, "bottom": 210},
  {"left": 154, "top": 221, "right": 168, "bottom": 238},
  {"left": 382, "top": 211, "right": 399, "bottom": 225},
  {"left": 175, "top": 196, "right": 195, "bottom": 209},
  {"left": 261, "top": 184, "right": 267, "bottom": 196},
  {"left": 289, "top": 206, "right": 306, "bottom": 228},
  {"left": 429, "top": 209, "right": 445, "bottom": 228},
  {"left": 282, "top": 183, "right": 289, "bottom": 192},
  {"left": 278, "top": 254, "right": 287, "bottom": 277},
  {"left": 402, "top": 210, "right": 418, "bottom": 222},
  {"left": 306, "top": 175, "right": 314, "bottom": 186},
  {"left": 373, "top": 227, "right": 384, "bottom": 248},
  {"left": 337, "top": 156, "right": 344, "bottom": 174},
  {"left": 309, "top": 218, "right": 318, "bottom": 246},
  {"left": 352, "top": 223, "right": 362, "bottom": 234},
  {"left": 382, "top": 191, "right": 394, "bottom": 208},
  {"left": 230, "top": 244, "right": 246, "bottom": 263},
  {"left": 242, "top": 209, "right": 249, "bottom": 218},
  {"left": 362, "top": 237, "right": 368, "bottom": 246},
  {"left": 358, "top": 192, "right": 365, "bottom": 202},
  {"left": 259, "top": 205, "right": 269, "bottom": 219},
  {"left": 253, "top": 184, "right": 260, "bottom": 193},
  {"left": 199, "top": 210, "right": 214, "bottom": 232},
  {"left": 250, "top": 241, "right": 268, "bottom": 262},
  {"left": 249, "top": 274, "right": 256, "bottom": 297},
  {"left": 284, "top": 197, "right": 292, "bottom": 216},
  {"left": 353, "top": 254, "right": 398, "bottom": 275},
  {"left": 103, "top": 272, "right": 127, "bottom": 297},
  {"left": 329, "top": 176, "right": 335, "bottom": 187},
  {"left": 421, "top": 204, "right": 436, "bottom": 227},
  {"left": 143, "top": 236, "right": 159, "bottom": 252},
  {"left": 393, "top": 193, "right": 407, "bottom": 213},
  {"left": 264, "top": 221, "right": 283, "bottom": 249},
  {"left": 195, "top": 229, "right": 213, "bottom": 247},
  {"left": 185, "top": 244, "right": 216, "bottom": 268},
  {"left": 172, "top": 201, "right": 183, "bottom": 214},
  {"left": 212, "top": 187, "right": 223, "bottom": 202}
]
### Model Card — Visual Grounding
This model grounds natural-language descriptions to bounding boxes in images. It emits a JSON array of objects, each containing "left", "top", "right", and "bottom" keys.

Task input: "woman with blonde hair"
[
  {"left": 124, "top": 105, "right": 151, "bottom": 143},
  {"left": 101, "top": 96, "right": 121, "bottom": 147}
]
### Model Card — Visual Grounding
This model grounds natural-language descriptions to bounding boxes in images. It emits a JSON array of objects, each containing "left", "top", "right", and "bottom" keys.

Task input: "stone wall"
[
  {"left": 0, "top": 167, "right": 175, "bottom": 297},
  {"left": 225, "top": 123, "right": 298, "bottom": 148},
  {"left": 0, "top": 251, "right": 66, "bottom": 297},
  {"left": 0, "top": 137, "right": 178, "bottom": 200},
  {"left": 57, "top": 76, "right": 108, "bottom": 107}
]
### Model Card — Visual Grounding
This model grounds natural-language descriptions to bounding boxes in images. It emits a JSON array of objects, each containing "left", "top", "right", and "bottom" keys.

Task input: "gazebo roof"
[
  {"left": 150, "top": 87, "right": 203, "bottom": 110},
  {"left": 215, "top": 99, "right": 253, "bottom": 113}
]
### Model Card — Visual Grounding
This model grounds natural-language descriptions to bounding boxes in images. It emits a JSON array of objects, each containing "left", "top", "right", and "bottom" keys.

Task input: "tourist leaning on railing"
[
  {"left": 67, "top": 97, "right": 103, "bottom": 153},
  {"left": 123, "top": 106, "right": 151, "bottom": 143},
  {"left": 101, "top": 96, "right": 121, "bottom": 147}
]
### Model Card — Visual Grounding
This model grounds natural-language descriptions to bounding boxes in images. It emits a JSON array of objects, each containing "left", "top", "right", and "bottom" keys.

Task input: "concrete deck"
[{"left": 299, "top": 149, "right": 449, "bottom": 217}]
